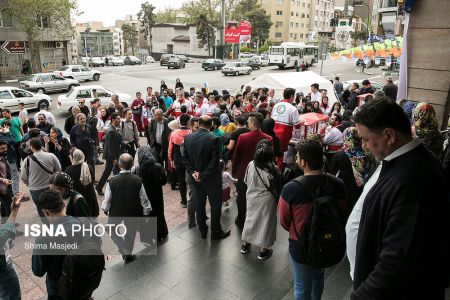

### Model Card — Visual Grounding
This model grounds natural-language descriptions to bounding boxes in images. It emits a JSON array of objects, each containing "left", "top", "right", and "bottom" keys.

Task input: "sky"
[{"left": 75, "top": 0, "right": 186, "bottom": 26}]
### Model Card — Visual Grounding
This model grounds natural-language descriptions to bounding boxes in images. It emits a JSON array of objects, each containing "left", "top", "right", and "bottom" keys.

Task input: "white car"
[
  {"left": 54, "top": 65, "right": 102, "bottom": 81},
  {"left": 146, "top": 56, "right": 155, "bottom": 63},
  {"left": 238, "top": 52, "right": 255, "bottom": 59},
  {"left": 258, "top": 55, "right": 269, "bottom": 66},
  {"left": 0, "top": 86, "right": 52, "bottom": 113},
  {"left": 108, "top": 57, "right": 125, "bottom": 66},
  {"left": 57, "top": 85, "right": 132, "bottom": 112},
  {"left": 221, "top": 62, "right": 252, "bottom": 76},
  {"left": 91, "top": 57, "right": 105, "bottom": 67}
]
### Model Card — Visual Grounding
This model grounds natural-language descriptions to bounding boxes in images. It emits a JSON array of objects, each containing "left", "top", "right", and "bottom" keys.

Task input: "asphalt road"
[{"left": 4, "top": 59, "right": 388, "bottom": 132}]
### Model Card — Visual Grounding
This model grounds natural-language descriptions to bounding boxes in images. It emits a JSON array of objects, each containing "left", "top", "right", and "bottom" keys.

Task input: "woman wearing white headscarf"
[{"left": 65, "top": 149, "right": 99, "bottom": 217}]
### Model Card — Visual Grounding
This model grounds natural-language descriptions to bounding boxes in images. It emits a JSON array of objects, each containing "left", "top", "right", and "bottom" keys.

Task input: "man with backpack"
[
  {"left": 32, "top": 189, "right": 104, "bottom": 300},
  {"left": 168, "top": 113, "right": 190, "bottom": 208},
  {"left": 278, "top": 139, "right": 346, "bottom": 299}
]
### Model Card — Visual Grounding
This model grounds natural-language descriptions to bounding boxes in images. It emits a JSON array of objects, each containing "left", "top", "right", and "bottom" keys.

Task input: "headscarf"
[
  {"left": 52, "top": 127, "right": 64, "bottom": 144},
  {"left": 342, "top": 127, "right": 373, "bottom": 187},
  {"left": 413, "top": 102, "right": 443, "bottom": 159},
  {"left": 138, "top": 145, "right": 156, "bottom": 166},
  {"left": 49, "top": 172, "right": 73, "bottom": 198},
  {"left": 253, "top": 139, "right": 280, "bottom": 196},
  {"left": 261, "top": 118, "right": 276, "bottom": 137},
  {"left": 220, "top": 113, "right": 230, "bottom": 126},
  {"left": 402, "top": 100, "right": 416, "bottom": 125},
  {"left": 71, "top": 149, "right": 92, "bottom": 186}
]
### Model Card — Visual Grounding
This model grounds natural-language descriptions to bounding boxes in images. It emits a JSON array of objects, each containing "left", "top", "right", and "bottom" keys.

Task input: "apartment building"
[
  {"left": 373, "top": 0, "right": 404, "bottom": 37},
  {"left": 260, "top": 0, "right": 312, "bottom": 44},
  {"left": 309, "top": 0, "right": 335, "bottom": 40}
]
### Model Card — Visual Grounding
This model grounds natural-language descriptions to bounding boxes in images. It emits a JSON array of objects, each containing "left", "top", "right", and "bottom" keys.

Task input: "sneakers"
[
  {"left": 258, "top": 249, "right": 273, "bottom": 260},
  {"left": 240, "top": 243, "right": 251, "bottom": 254}
]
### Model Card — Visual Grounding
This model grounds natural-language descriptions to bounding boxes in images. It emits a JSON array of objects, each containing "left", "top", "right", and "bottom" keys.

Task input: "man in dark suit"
[
  {"left": 348, "top": 98, "right": 449, "bottom": 299},
  {"left": 182, "top": 115, "right": 230, "bottom": 240},
  {"left": 232, "top": 112, "right": 272, "bottom": 228},
  {"left": 148, "top": 109, "right": 170, "bottom": 165},
  {"left": 96, "top": 112, "right": 122, "bottom": 195}
]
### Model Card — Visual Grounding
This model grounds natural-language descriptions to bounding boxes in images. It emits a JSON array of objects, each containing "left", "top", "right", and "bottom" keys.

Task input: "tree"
[
  {"left": 155, "top": 8, "right": 178, "bottom": 23},
  {"left": 137, "top": 2, "right": 156, "bottom": 55},
  {"left": 231, "top": 0, "right": 272, "bottom": 46},
  {"left": 1, "top": 0, "right": 78, "bottom": 72},
  {"left": 182, "top": 0, "right": 220, "bottom": 57},
  {"left": 122, "top": 24, "right": 138, "bottom": 56}
]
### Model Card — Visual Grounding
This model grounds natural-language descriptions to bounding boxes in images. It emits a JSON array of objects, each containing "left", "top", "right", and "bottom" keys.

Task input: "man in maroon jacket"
[{"left": 232, "top": 112, "right": 272, "bottom": 229}]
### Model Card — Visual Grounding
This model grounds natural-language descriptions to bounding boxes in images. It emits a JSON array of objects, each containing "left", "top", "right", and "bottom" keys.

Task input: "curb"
[{"left": 1, "top": 79, "right": 19, "bottom": 83}]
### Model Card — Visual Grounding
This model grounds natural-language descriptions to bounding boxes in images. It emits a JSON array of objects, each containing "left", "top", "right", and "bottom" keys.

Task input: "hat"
[{"left": 362, "top": 79, "right": 370, "bottom": 85}]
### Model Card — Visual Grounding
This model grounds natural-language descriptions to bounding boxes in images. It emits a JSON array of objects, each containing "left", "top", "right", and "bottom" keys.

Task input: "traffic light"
[{"left": 349, "top": 17, "right": 352, "bottom": 26}]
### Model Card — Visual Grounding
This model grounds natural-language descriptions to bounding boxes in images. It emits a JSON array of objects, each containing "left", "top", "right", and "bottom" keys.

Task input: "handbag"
[{"left": 132, "top": 106, "right": 142, "bottom": 115}]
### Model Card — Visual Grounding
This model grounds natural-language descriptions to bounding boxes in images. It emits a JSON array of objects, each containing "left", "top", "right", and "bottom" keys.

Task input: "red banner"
[
  {"left": 225, "top": 21, "right": 240, "bottom": 43},
  {"left": 239, "top": 21, "right": 252, "bottom": 36}
]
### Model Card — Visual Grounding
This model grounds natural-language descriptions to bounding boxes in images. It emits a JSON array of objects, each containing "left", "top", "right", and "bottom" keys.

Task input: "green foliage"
[
  {"left": 258, "top": 44, "right": 269, "bottom": 54},
  {"left": 240, "top": 46, "right": 251, "bottom": 53},
  {"left": 231, "top": 0, "right": 272, "bottom": 45},
  {"left": 121, "top": 24, "right": 138, "bottom": 56},
  {"left": 155, "top": 8, "right": 178, "bottom": 23},
  {"left": 195, "top": 14, "right": 216, "bottom": 57},
  {"left": 138, "top": 2, "right": 156, "bottom": 53}
]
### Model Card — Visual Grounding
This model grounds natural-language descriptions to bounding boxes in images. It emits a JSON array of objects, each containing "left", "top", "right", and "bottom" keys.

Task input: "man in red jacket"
[{"left": 232, "top": 112, "right": 272, "bottom": 229}]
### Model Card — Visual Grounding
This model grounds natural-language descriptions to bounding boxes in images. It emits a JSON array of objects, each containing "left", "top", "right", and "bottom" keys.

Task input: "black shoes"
[
  {"left": 122, "top": 255, "right": 136, "bottom": 263},
  {"left": 211, "top": 229, "right": 231, "bottom": 240},
  {"left": 96, "top": 188, "right": 104, "bottom": 196},
  {"left": 200, "top": 231, "right": 208, "bottom": 239},
  {"left": 180, "top": 201, "right": 187, "bottom": 208},
  {"left": 240, "top": 243, "right": 251, "bottom": 254},
  {"left": 257, "top": 249, "right": 273, "bottom": 260},
  {"left": 188, "top": 222, "right": 196, "bottom": 229}
]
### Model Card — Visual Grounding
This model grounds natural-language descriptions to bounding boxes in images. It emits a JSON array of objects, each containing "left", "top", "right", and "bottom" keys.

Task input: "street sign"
[
  {"left": 1, "top": 41, "right": 26, "bottom": 54},
  {"left": 82, "top": 47, "right": 91, "bottom": 53}
]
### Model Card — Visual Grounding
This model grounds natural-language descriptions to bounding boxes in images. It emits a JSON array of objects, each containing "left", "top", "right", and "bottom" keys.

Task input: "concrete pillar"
[{"left": 407, "top": 0, "right": 450, "bottom": 128}]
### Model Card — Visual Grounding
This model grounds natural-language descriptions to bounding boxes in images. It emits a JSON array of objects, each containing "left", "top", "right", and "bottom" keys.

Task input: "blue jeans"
[
  {"left": 30, "top": 188, "right": 49, "bottom": 217},
  {"left": 289, "top": 254, "right": 325, "bottom": 300},
  {"left": 7, "top": 162, "right": 19, "bottom": 195},
  {"left": 0, "top": 260, "right": 21, "bottom": 300}
]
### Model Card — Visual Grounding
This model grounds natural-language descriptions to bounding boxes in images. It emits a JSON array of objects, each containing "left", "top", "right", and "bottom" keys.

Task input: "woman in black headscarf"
[
  {"left": 134, "top": 145, "right": 168, "bottom": 241},
  {"left": 261, "top": 118, "right": 283, "bottom": 159}
]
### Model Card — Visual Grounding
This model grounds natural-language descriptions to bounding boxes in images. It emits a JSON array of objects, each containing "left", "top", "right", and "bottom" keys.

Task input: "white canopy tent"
[{"left": 244, "top": 71, "right": 338, "bottom": 104}]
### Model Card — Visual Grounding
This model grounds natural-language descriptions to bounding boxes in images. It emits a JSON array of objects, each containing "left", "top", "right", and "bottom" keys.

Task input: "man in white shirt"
[
  {"left": 310, "top": 83, "right": 321, "bottom": 102},
  {"left": 33, "top": 103, "right": 56, "bottom": 126}
]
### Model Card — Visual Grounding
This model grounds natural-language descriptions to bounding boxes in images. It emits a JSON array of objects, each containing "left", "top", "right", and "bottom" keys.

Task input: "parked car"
[
  {"left": 221, "top": 62, "right": 252, "bottom": 76},
  {"left": 167, "top": 57, "right": 185, "bottom": 69},
  {"left": 160, "top": 54, "right": 175, "bottom": 66},
  {"left": 54, "top": 65, "right": 102, "bottom": 81},
  {"left": 202, "top": 59, "right": 226, "bottom": 70},
  {"left": 176, "top": 55, "right": 189, "bottom": 62},
  {"left": 258, "top": 55, "right": 269, "bottom": 66},
  {"left": 146, "top": 56, "right": 155, "bottom": 63},
  {"left": 57, "top": 85, "right": 132, "bottom": 112},
  {"left": 124, "top": 56, "right": 141, "bottom": 65},
  {"left": 19, "top": 73, "right": 80, "bottom": 94},
  {"left": 91, "top": 57, "right": 106, "bottom": 67},
  {"left": 238, "top": 52, "right": 255, "bottom": 59},
  {"left": 108, "top": 57, "right": 125, "bottom": 66},
  {"left": 0, "top": 86, "right": 52, "bottom": 113},
  {"left": 343, "top": 80, "right": 384, "bottom": 91},
  {"left": 241, "top": 57, "right": 262, "bottom": 70}
]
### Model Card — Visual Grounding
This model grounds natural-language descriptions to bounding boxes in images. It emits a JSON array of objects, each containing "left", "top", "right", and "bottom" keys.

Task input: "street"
[{"left": 18, "top": 58, "right": 386, "bottom": 131}]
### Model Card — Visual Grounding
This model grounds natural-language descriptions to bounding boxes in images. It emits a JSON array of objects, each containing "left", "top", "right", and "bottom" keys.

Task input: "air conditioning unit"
[{"left": 55, "top": 41, "right": 64, "bottom": 48}]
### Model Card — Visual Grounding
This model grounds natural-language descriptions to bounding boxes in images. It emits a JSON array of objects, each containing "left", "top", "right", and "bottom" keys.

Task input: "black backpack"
[
  {"left": 291, "top": 175, "right": 346, "bottom": 268},
  {"left": 172, "top": 143, "right": 184, "bottom": 167},
  {"left": 57, "top": 238, "right": 105, "bottom": 300}
]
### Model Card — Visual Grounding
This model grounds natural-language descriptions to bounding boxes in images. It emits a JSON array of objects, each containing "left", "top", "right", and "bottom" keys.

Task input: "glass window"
[
  {"left": 93, "top": 89, "right": 109, "bottom": 98},
  {"left": 81, "top": 67, "right": 90, "bottom": 71},
  {"left": 52, "top": 75, "right": 65, "bottom": 81},
  {"left": 76, "top": 90, "right": 91, "bottom": 98},
  {"left": 275, "top": 32, "right": 283, "bottom": 38},
  {"left": 296, "top": 23, "right": 298, "bottom": 27},
  {"left": 58, "top": 66, "right": 70, "bottom": 71},
  {"left": 302, "top": 2, "right": 305, "bottom": 7},
  {"left": 300, "top": 33, "right": 303, "bottom": 38},
  {"left": 270, "top": 47, "right": 284, "bottom": 54},
  {"left": 276, "top": 10, "right": 283, "bottom": 15},
  {"left": 11, "top": 89, "right": 32, "bottom": 97},
  {"left": 38, "top": 75, "right": 52, "bottom": 82},
  {"left": 0, "top": 10, "right": 13, "bottom": 27},
  {"left": 0, "top": 91, "right": 13, "bottom": 99},
  {"left": 291, "top": 11, "right": 294, "bottom": 16},
  {"left": 72, "top": 67, "right": 80, "bottom": 72}
]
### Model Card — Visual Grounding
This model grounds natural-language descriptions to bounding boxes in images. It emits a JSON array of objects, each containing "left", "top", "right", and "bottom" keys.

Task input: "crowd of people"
[{"left": 0, "top": 75, "right": 449, "bottom": 300}]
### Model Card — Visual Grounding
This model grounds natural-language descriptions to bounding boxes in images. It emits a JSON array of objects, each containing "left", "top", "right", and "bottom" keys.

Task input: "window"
[
  {"left": 315, "top": 21, "right": 318, "bottom": 27},
  {"left": 52, "top": 75, "right": 65, "bottom": 81},
  {"left": 290, "top": 22, "right": 293, "bottom": 27},
  {"left": 276, "top": 10, "right": 283, "bottom": 15},
  {"left": 302, "top": 2, "right": 305, "bottom": 7},
  {"left": 72, "top": 67, "right": 80, "bottom": 72},
  {"left": 37, "top": 16, "right": 49, "bottom": 28},
  {"left": 275, "top": 32, "right": 282, "bottom": 38},
  {"left": 0, "top": 91, "right": 13, "bottom": 99},
  {"left": 308, "top": 3, "right": 310, "bottom": 8},
  {"left": 270, "top": 47, "right": 284, "bottom": 54},
  {"left": 276, "top": 21, "right": 283, "bottom": 27},
  {"left": 296, "top": 23, "right": 299, "bottom": 27},
  {"left": 11, "top": 90, "right": 32, "bottom": 98},
  {"left": 93, "top": 89, "right": 110, "bottom": 98},
  {"left": 296, "top": 12, "right": 299, "bottom": 16},
  {"left": 291, "top": 11, "right": 294, "bottom": 16},
  {"left": 76, "top": 90, "right": 91, "bottom": 99},
  {"left": 301, "top": 23, "right": 304, "bottom": 27},
  {"left": 294, "top": 34, "right": 298, "bottom": 39},
  {"left": 307, "top": 14, "right": 310, "bottom": 18},
  {"left": 0, "top": 11, "right": 13, "bottom": 27},
  {"left": 80, "top": 67, "right": 90, "bottom": 71},
  {"left": 315, "top": 10, "right": 318, "bottom": 16},
  {"left": 290, "top": 33, "right": 293, "bottom": 38},
  {"left": 300, "top": 33, "right": 303, "bottom": 38},
  {"left": 38, "top": 75, "right": 52, "bottom": 82}
]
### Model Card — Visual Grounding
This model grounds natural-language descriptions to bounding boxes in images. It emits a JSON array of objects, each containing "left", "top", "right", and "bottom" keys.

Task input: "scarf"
[
  {"left": 72, "top": 149, "right": 92, "bottom": 186},
  {"left": 402, "top": 100, "right": 416, "bottom": 125},
  {"left": 413, "top": 102, "right": 443, "bottom": 158},
  {"left": 342, "top": 127, "right": 372, "bottom": 187}
]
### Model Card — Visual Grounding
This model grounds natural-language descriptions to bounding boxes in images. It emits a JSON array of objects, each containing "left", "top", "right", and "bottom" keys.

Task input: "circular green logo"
[{"left": 276, "top": 104, "right": 286, "bottom": 114}]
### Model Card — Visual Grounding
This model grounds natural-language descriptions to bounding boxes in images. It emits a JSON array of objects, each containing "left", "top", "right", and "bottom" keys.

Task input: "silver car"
[{"left": 19, "top": 73, "right": 80, "bottom": 94}]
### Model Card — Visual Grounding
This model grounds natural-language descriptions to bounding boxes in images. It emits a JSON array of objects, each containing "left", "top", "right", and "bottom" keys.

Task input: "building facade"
[
  {"left": 0, "top": 10, "right": 70, "bottom": 78},
  {"left": 372, "top": 0, "right": 404, "bottom": 37},
  {"left": 79, "top": 30, "right": 114, "bottom": 57},
  {"left": 151, "top": 23, "right": 210, "bottom": 58},
  {"left": 260, "top": 0, "right": 312, "bottom": 44},
  {"left": 309, "top": 0, "right": 335, "bottom": 41},
  {"left": 115, "top": 15, "right": 144, "bottom": 55}
]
